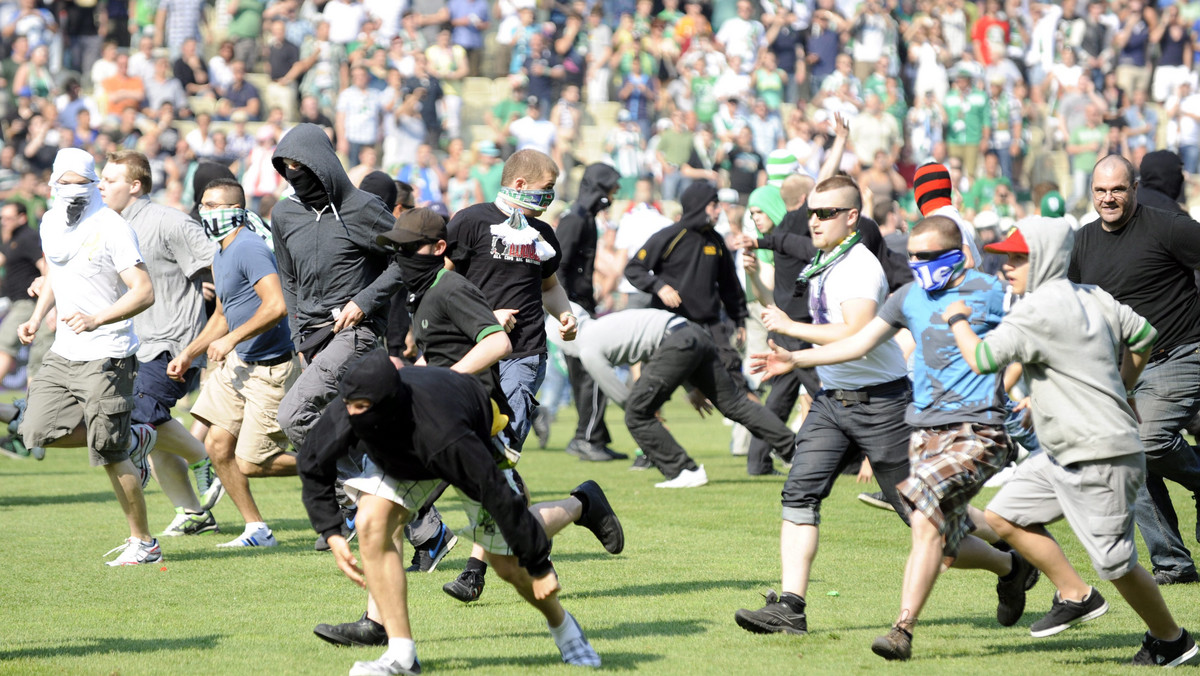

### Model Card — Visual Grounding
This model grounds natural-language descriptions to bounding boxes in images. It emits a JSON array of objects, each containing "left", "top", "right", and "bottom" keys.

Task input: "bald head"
[
  {"left": 1094, "top": 154, "right": 1136, "bottom": 186},
  {"left": 1092, "top": 154, "right": 1138, "bottom": 230}
]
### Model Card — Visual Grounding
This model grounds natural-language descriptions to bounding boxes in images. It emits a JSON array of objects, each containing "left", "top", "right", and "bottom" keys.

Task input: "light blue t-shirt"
[
  {"left": 877, "top": 269, "right": 1008, "bottom": 427},
  {"left": 214, "top": 228, "right": 293, "bottom": 362}
]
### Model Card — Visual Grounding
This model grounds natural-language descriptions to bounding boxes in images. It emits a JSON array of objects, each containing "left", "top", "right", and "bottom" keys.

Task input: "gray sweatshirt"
[
  {"left": 549, "top": 308, "right": 677, "bottom": 408},
  {"left": 976, "top": 217, "right": 1157, "bottom": 465},
  {"left": 270, "top": 123, "right": 403, "bottom": 339}
]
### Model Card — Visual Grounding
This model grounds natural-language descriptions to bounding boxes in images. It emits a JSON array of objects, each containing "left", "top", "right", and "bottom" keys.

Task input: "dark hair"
[
  {"left": 910, "top": 215, "right": 963, "bottom": 248},
  {"left": 4, "top": 201, "right": 27, "bottom": 218},
  {"left": 203, "top": 177, "right": 247, "bottom": 208},
  {"left": 396, "top": 181, "right": 415, "bottom": 209}
]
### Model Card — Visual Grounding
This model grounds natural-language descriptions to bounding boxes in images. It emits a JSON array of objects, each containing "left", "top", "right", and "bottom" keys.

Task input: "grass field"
[{"left": 2, "top": 396, "right": 1199, "bottom": 676}]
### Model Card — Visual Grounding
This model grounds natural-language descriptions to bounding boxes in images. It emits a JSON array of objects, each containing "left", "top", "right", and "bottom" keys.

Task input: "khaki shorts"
[
  {"left": 343, "top": 454, "right": 519, "bottom": 557},
  {"left": 21, "top": 351, "right": 136, "bottom": 466},
  {"left": 0, "top": 298, "right": 36, "bottom": 356},
  {"left": 191, "top": 352, "right": 298, "bottom": 464},
  {"left": 986, "top": 451, "right": 1145, "bottom": 580}
]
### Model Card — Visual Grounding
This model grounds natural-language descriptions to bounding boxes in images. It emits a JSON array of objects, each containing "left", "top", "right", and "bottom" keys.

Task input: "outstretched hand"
[
  {"left": 327, "top": 535, "right": 365, "bottom": 588},
  {"left": 749, "top": 339, "right": 797, "bottom": 382}
]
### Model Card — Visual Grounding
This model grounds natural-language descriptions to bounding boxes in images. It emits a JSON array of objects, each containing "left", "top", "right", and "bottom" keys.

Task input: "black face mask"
[
  {"left": 285, "top": 165, "right": 329, "bottom": 210},
  {"left": 340, "top": 350, "right": 405, "bottom": 446},
  {"left": 395, "top": 251, "right": 445, "bottom": 313}
]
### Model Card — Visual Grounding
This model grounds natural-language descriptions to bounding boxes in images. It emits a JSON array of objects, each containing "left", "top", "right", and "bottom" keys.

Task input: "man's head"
[
  {"left": 360, "top": 170, "right": 398, "bottom": 212},
  {"left": 378, "top": 207, "right": 449, "bottom": 257},
  {"left": 395, "top": 181, "right": 415, "bottom": 216},
  {"left": 99, "top": 150, "right": 153, "bottom": 212},
  {"left": 907, "top": 215, "right": 967, "bottom": 291},
  {"left": 1, "top": 202, "right": 27, "bottom": 233},
  {"left": 351, "top": 64, "right": 369, "bottom": 89},
  {"left": 983, "top": 150, "right": 1000, "bottom": 177},
  {"left": 198, "top": 178, "right": 248, "bottom": 242},
  {"left": 1092, "top": 154, "right": 1138, "bottom": 230},
  {"left": 780, "top": 174, "right": 814, "bottom": 210},
  {"left": 499, "top": 150, "right": 559, "bottom": 216},
  {"left": 634, "top": 175, "right": 655, "bottom": 204},
  {"left": 1085, "top": 104, "right": 1102, "bottom": 127},
  {"left": 747, "top": 186, "right": 786, "bottom": 234},
  {"left": 985, "top": 227, "right": 1030, "bottom": 293},
  {"left": 808, "top": 176, "right": 861, "bottom": 252},
  {"left": 340, "top": 350, "right": 399, "bottom": 417},
  {"left": 231, "top": 60, "right": 246, "bottom": 85}
]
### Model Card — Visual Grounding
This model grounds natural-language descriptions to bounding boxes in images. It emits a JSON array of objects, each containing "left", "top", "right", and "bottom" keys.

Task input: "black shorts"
[{"left": 132, "top": 352, "right": 199, "bottom": 426}]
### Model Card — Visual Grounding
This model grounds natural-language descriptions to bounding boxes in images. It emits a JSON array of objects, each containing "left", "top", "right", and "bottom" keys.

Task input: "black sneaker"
[
  {"left": 1131, "top": 628, "right": 1200, "bottom": 667},
  {"left": 871, "top": 625, "right": 913, "bottom": 661},
  {"left": 857, "top": 491, "right": 896, "bottom": 512},
  {"left": 532, "top": 406, "right": 551, "bottom": 449},
  {"left": 996, "top": 550, "right": 1040, "bottom": 627},
  {"left": 629, "top": 454, "right": 652, "bottom": 471},
  {"left": 599, "top": 445, "right": 629, "bottom": 460},
  {"left": 565, "top": 439, "right": 614, "bottom": 462},
  {"left": 734, "top": 590, "right": 808, "bottom": 635},
  {"left": 313, "top": 612, "right": 388, "bottom": 647},
  {"left": 571, "top": 480, "right": 624, "bottom": 554},
  {"left": 315, "top": 507, "right": 359, "bottom": 551},
  {"left": 1029, "top": 588, "right": 1109, "bottom": 638},
  {"left": 443, "top": 569, "right": 486, "bottom": 603},
  {"left": 1154, "top": 568, "right": 1200, "bottom": 586},
  {"left": 406, "top": 524, "right": 459, "bottom": 573}
]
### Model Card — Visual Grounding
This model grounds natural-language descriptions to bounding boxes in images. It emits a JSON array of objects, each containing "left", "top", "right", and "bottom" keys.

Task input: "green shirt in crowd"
[{"left": 944, "top": 86, "right": 988, "bottom": 145}]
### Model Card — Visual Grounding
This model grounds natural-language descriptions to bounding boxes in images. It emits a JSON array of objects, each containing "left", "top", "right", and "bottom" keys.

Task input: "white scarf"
[{"left": 492, "top": 197, "right": 557, "bottom": 261}]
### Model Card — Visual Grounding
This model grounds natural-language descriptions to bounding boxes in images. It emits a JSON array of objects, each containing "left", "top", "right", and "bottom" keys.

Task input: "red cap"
[{"left": 983, "top": 227, "right": 1028, "bottom": 255}]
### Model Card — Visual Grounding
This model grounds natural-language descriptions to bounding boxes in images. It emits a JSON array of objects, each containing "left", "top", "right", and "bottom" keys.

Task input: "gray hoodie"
[
  {"left": 976, "top": 217, "right": 1157, "bottom": 465},
  {"left": 270, "top": 124, "right": 402, "bottom": 339}
]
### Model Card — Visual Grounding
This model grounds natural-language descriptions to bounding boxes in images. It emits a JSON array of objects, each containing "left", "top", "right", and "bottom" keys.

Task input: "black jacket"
[
  {"left": 299, "top": 364, "right": 554, "bottom": 577},
  {"left": 270, "top": 123, "right": 403, "bottom": 339},
  {"left": 624, "top": 182, "right": 748, "bottom": 326},
  {"left": 758, "top": 204, "right": 815, "bottom": 321},
  {"left": 556, "top": 164, "right": 620, "bottom": 314}
]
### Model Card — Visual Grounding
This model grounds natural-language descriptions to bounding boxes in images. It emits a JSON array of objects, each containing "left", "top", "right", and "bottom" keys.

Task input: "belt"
[
  {"left": 663, "top": 317, "right": 690, "bottom": 337},
  {"left": 827, "top": 377, "right": 909, "bottom": 405},
  {"left": 246, "top": 352, "right": 294, "bottom": 367}
]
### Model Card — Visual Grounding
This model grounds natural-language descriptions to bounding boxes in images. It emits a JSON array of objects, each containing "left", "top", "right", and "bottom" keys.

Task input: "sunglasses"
[
  {"left": 811, "top": 207, "right": 852, "bottom": 220},
  {"left": 908, "top": 247, "right": 958, "bottom": 261}
]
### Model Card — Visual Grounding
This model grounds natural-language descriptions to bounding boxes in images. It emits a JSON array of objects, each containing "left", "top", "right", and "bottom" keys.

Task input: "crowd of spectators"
[{"left": 0, "top": 0, "right": 1199, "bottom": 230}]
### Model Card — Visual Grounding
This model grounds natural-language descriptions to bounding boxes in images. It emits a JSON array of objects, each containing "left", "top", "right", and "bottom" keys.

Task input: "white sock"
[
  {"left": 549, "top": 611, "right": 580, "bottom": 642},
  {"left": 245, "top": 522, "right": 267, "bottom": 532},
  {"left": 383, "top": 638, "right": 416, "bottom": 667}
]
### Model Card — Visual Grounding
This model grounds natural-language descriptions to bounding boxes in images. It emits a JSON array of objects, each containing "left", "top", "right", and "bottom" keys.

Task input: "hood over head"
[
  {"left": 48, "top": 147, "right": 104, "bottom": 226},
  {"left": 272, "top": 123, "right": 353, "bottom": 208},
  {"left": 747, "top": 185, "right": 786, "bottom": 226},
  {"left": 1016, "top": 216, "right": 1074, "bottom": 294},
  {"left": 1139, "top": 150, "right": 1184, "bottom": 202},
  {"left": 339, "top": 349, "right": 407, "bottom": 446},
  {"left": 574, "top": 164, "right": 621, "bottom": 216},
  {"left": 679, "top": 181, "right": 718, "bottom": 231}
]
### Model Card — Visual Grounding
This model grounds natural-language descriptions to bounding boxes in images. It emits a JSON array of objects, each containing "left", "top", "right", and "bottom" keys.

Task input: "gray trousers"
[{"left": 278, "top": 324, "right": 381, "bottom": 450}]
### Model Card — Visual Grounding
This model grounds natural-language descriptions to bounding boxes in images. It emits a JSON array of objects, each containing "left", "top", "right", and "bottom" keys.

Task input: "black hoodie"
[
  {"left": 1138, "top": 150, "right": 1185, "bottom": 214},
  {"left": 270, "top": 124, "right": 403, "bottom": 339},
  {"left": 556, "top": 164, "right": 621, "bottom": 314},
  {"left": 624, "top": 181, "right": 748, "bottom": 326},
  {"left": 299, "top": 354, "right": 553, "bottom": 577}
]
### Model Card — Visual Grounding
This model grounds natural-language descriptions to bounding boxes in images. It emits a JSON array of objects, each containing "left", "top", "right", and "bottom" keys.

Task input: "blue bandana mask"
[{"left": 909, "top": 249, "right": 966, "bottom": 291}]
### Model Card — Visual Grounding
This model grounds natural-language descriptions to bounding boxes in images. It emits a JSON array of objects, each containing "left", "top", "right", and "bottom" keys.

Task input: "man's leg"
[
  {"left": 624, "top": 329, "right": 704, "bottom": 481},
  {"left": 746, "top": 333, "right": 813, "bottom": 472},
  {"left": 1130, "top": 349, "right": 1200, "bottom": 581},
  {"left": 205, "top": 425, "right": 266, "bottom": 524},
  {"left": 133, "top": 355, "right": 207, "bottom": 512},
  {"left": 279, "top": 326, "right": 379, "bottom": 448},
  {"left": 564, "top": 354, "right": 612, "bottom": 449},
  {"left": 106, "top": 459, "right": 152, "bottom": 542},
  {"left": 352, "top": 494, "right": 420, "bottom": 674}
]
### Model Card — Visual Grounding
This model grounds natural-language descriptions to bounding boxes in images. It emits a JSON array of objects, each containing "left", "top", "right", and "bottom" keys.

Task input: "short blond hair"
[{"left": 106, "top": 150, "right": 153, "bottom": 195}]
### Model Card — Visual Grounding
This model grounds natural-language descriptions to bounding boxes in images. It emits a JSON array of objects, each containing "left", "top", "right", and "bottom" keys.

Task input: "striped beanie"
[
  {"left": 913, "top": 162, "right": 953, "bottom": 215},
  {"left": 766, "top": 149, "right": 798, "bottom": 187}
]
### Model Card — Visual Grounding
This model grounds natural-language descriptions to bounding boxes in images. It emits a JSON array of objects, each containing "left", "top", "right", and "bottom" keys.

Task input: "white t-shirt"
[
  {"left": 1179, "top": 94, "right": 1200, "bottom": 147},
  {"left": 615, "top": 205, "right": 672, "bottom": 294},
  {"left": 809, "top": 243, "right": 907, "bottom": 389},
  {"left": 510, "top": 117, "right": 556, "bottom": 155},
  {"left": 323, "top": 0, "right": 367, "bottom": 45},
  {"left": 42, "top": 206, "right": 144, "bottom": 361}
]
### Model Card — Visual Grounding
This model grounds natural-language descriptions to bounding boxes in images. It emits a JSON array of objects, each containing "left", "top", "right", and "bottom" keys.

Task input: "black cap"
[{"left": 377, "top": 207, "right": 448, "bottom": 248}]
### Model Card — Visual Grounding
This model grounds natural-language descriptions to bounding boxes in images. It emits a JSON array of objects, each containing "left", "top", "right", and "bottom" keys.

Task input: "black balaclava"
[
  {"left": 360, "top": 170, "right": 398, "bottom": 212},
  {"left": 339, "top": 349, "right": 406, "bottom": 445},
  {"left": 396, "top": 251, "right": 445, "bottom": 313},
  {"left": 678, "top": 181, "right": 719, "bottom": 232},
  {"left": 286, "top": 165, "right": 330, "bottom": 210}
]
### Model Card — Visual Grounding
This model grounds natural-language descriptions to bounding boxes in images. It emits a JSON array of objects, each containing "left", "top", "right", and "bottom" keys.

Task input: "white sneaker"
[
  {"left": 129, "top": 423, "right": 157, "bottom": 489},
  {"left": 217, "top": 525, "right": 277, "bottom": 548},
  {"left": 104, "top": 537, "right": 163, "bottom": 566},
  {"left": 655, "top": 465, "right": 708, "bottom": 488},
  {"left": 349, "top": 655, "right": 422, "bottom": 675},
  {"left": 552, "top": 612, "right": 601, "bottom": 667}
]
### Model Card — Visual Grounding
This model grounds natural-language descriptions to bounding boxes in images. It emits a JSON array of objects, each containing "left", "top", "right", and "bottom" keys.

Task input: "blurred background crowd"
[{"left": 2, "top": 0, "right": 1200, "bottom": 278}]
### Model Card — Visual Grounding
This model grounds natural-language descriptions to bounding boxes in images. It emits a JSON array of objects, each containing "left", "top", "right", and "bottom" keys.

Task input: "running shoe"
[
  {"left": 217, "top": 524, "right": 277, "bottom": 548},
  {"left": 160, "top": 507, "right": 219, "bottom": 537},
  {"left": 104, "top": 537, "right": 163, "bottom": 566}
]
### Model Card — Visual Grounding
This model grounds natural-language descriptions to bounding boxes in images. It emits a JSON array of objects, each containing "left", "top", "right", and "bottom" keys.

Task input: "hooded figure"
[
  {"left": 556, "top": 163, "right": 620, "bottom": 314},
  {"left": 974, "top": 216, "right": 1154, "bottom": 466},
  {"left": 1137, "top": 150, "right": 1186, "bottom": 214},
  {"left": 268, "top": 123, "right": 402, "bottom": 340},
  {"left": 359, "top": 170, "right": 399, "bottom": 213},
  {"left": 624, "top": 181, "right": 748, "bottom": 328},
  {"left": 45, "top": 148, "right": 105, "bottom": 232}
]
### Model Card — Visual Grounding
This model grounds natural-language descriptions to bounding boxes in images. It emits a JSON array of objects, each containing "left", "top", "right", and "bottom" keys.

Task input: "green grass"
[{"left": 1, "top": 398, "right": 1198, "bottom": 675}]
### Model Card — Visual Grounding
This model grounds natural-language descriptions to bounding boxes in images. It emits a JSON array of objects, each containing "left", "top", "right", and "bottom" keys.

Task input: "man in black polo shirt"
[
  {"left": 1068, "top": 154, "right": 1200, "bottom": 586},
  {"left": 721, "top": 127, "right": 766, "bottom": 204},
  {"left": 0, "top": 202, "right": 47, "bottom": 385}
]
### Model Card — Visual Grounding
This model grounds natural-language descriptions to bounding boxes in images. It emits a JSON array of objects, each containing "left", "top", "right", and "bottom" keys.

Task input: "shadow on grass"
[
  {"left": 0, "top": 491, "right": 115, "bottom": 508},
  {"left": 164, "top": 542, "right": 316, "bottom": 561},
  {"left": 432, "top": 650, "right": 663, "bottom": 671},
  {"left": 588, "top": 618, "right": 711, "bottom": 640},
  {"left": 0, "top": 634, "right": 223, "bottom": 661},
  {"left": 975, "top": 632, "right": 1142, "bottom": 664},
  {"left": 571, "top": 578, "right": 768, "bottom": 599}
]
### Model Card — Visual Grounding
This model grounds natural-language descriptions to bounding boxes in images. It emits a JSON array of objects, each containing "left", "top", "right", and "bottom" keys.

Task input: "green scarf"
[{"left": 799, "top": 232, "right": 861, "bottom": 281}]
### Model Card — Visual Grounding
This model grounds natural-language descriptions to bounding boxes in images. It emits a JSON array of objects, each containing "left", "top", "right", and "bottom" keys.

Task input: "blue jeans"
[
  {"left": 1179, "top": 145, "right": 1200, "bottom": 175},
  {"left": 1132, "top": 341, "right": 1200, "bottom": 575},
  {"left": 499, "top": 354, "right": 548, "bottom": 451}
]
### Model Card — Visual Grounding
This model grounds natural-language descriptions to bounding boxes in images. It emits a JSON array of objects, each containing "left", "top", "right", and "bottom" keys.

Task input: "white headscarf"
[{"left": 42, "top": 148, "right": 106, "bottom": 263}]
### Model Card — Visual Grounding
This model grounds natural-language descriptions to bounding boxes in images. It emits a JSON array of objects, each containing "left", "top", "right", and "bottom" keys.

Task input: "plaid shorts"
[{"left": 896, "top": 422, "right": 1015, "bottom": 558}]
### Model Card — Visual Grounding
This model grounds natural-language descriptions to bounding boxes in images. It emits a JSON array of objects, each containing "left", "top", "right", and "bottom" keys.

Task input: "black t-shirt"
[
  {"left": 412, "top": 269, "right": 505, "bottom": 401},
  {"left": 269, "top": 41, "right": 300, "bottom": 81},
  {"left": 759, "top": 205, "right": 815, "bottom": 321},
  {"left": 173, "top": 57, "right": 203, "bottom": 92},
  {"left": 723, "top": 147, "right": 764, "bottom": 197},
  {"left": 0, "top": 225, "right": 40, "bottom": 301},
  {"left": 1069, "top": 204, "right": 1200, "bottom": 354},
  {"left": 448, "top": 203, "right": 561, "bottom": 358},
  {"left": 770, "top": 25, "right": 801, "bottom": 73}
]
